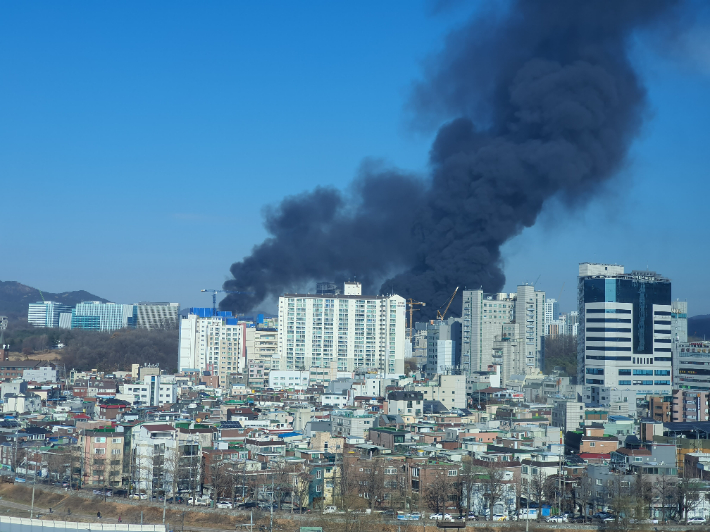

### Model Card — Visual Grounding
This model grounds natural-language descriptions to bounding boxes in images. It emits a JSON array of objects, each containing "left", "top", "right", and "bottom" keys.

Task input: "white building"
[
  {"left": 551, "top": 399, "right": 585, "bottom": 433},
  {"left": 23, "top": 366, "right": 58, "bottom": 383},
  {"left": 131, "top": 424, "right": 179, "bottom": 495},
  {"left": 121, "top": 375, "right": 177, "bottom": 407},
  {"left": 28, "top": 301, "right": 73, "bottom": 328},
  {"left": 134, "top": 302, "right": 180, "bottom": 330},
  {"left": 413, "top": 374, "right": 467, "bottom": 409},
  {"left": 178, "top": 312, "right": 247, "bottom": 379},
  {"left": 268, "top": 370, "right": 310, "bottom": 391},
  {"left": 277, "top": 284, "right": 406, "bottom": 374},
  {"left": 461, "top": 285, "right": 545, "bottom": 376},
  {"left": 544, "top": 298, "right": 560, "bottom": 333},
  {"left": 577, "top": 263, "right": 673, "bottom": 401},
  {"left": 674, "top": 340, "right": 710, "bottom": 392}
]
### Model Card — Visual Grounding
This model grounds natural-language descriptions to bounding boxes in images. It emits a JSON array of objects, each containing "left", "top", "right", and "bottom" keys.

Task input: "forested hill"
[{"left": 0, "top": 281, "right": 108, "bottom": 320}]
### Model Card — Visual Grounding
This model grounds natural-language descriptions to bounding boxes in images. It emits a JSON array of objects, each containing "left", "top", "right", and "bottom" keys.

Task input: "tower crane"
[
  {"left": 201, "top": 289, "right": 254, "bottom": 315},
  {"left": 407, "top": 299, "right": 426, "bottom": 341},
  {"left": 437, "top": 287, "right": 459, "bottom": 320}
]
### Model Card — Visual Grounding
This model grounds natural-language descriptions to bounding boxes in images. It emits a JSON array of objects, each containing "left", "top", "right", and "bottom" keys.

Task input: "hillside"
[
  {"left": 689, "top": 314, "right": 710, "bottom": 340},
  {"left": 0, "top": 280, "right": 108, "bottom": 321}
]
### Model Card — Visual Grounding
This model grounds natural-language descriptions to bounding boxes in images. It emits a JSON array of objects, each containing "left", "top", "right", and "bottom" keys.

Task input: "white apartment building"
[
  {"left": 277, "top": 283, "right": 406, "bottom": 374},
  {"left": 544, "top": 298, "right": 560, "bottom": 332},
  {"left": 268, "top": 370, "right": 310, "bottom": 390},
  {"left": 178, "top": 313, "right": 247, "bottom": 378},
  {"left": 246, "top": 328, "right": 279, "bottom": 370},
  {"left": 134, "top": 302, "right": 180, "bottom": 330},
  {"left": 461, "top": 285, "right": 545, "bottom": 376},
  {"left": 121, "top": 375, "right": 177, "bottom": 407},
  {"left": 551, "top": 399, "right": 585, "bottom": 433},
  {"left": 131, "top": 424, "right": 179, "bottom": 495}
]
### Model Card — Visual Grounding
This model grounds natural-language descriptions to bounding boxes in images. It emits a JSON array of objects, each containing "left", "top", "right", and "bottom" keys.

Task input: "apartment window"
[
  {"left": 112, "top": 438, "right": 122, "bottom": 444},
  {"left": 448, "top": 470, "right": 458, "bottom": 477},
  {"left": 94, "top": 437, "right": 106, "bottom": 443},
  {"left": 316, "top": 470, "right": 322, "bottom": 479},
  {"left": 111, "top": 449, "right": 121, "bottom": 455},
  {"left": 589, "top": 442, "right": 595, "bottom": 447},
  {"left": 94, "top": 448, "right": 105, "bottom": 455}
]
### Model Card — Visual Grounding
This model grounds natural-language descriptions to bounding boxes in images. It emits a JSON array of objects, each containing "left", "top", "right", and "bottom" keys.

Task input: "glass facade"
[{"left": 582, "top": 277, "right": 671, "bottom": 355}]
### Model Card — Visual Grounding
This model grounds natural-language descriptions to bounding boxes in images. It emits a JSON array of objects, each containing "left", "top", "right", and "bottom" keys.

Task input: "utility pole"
[
  {"left": 270, "top": 474, "right": 274, "bottom": 532},
  {"left": 30, "top": 449, "right": 36, "bottom": 518}
]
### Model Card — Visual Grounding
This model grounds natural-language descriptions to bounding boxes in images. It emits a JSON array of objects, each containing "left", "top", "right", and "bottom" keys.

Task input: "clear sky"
[{"left": 1, "top": 2, "right": 709, "bottom": 316}]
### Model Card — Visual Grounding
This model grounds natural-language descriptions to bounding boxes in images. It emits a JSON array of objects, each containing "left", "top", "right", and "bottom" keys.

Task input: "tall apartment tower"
[
  {"left": 671, "top": 300, "right": 688, "bottom": 343},
  {"left": 277, "top": 283, "right": 406, "bottom": 374},
  {"left": 577, "top": 263, "right": 673, "bottom": 403},
  {"left": 461, "top": 284, "right": 545, "bottom": 375},
  {"left": 425, "top": 317, "right": 462, "bottom": 377},
  {"left": 178, "top": 309, "right": 247, "bottom": 384}
]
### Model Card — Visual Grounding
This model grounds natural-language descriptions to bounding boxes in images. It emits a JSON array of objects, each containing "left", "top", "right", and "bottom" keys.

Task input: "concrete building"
[
  {"left": 121, "top": 375, "right": 177, "bottom": 407},
  {"left": 177, "top": 309, "right": 247, "bottom": 380},
  {"left": 551, "top": 399, "right": 585, "bottom": 433},
  {"left": 248, "top": 328, "right": 278, "bottom": 370},
  {"left": 461, "top": 285, "right": 545, "bottom": 377},
  {"left": 23, "top": 366, "right": 57, "bottom": 383},
  {"left": 387, "top": 390, "right": 424, "bottom": 417},
  {"left": 544, "top": 298, "right": 560, "bottom": 333},
  {"left": 277, "top": 284, "right": 406, "bottom": 374},
  {"left": 672, "top": 300, "right": 688, "bottom": 343},
  {"left": 78, "top": 429, "right": 125, "bottom": 487},
  {"left": 331, "top": 409, "right": 375, "bottom": 438},
  {"left": 414, "top": 374, "right": 467, "bottom": 409},
  {"left": 577, "top": 263, "right": 673, "bottom": 402},
  {"left": 675, "top": 340, "right": 710, "bottom": 391},
  {"left": 134, "top": 302, "right": 180, "bottom": 330},
  {"left": 425, "top": 317, "right": 462, "bottom": 377},
  {"left": 27, "top": 301, "right": 73, "bottom": 328},
  {"left": 268, "top": 370, "right": 310, "bottom": 391},
  {"left": 71, "top": 302, "right": 136, "bottom": 331}
]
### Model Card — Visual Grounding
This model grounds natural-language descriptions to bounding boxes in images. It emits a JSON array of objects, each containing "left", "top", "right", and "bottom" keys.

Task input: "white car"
[
  {"left": 492, "top": 514, "right": 507, "bottom": 521},
  {"left": 546, "top": 515, "right": 567, "bottom": 523},
  {"left": 688, "top": 517, "right": 706, "bottom": 525},
  {"left": 216, "top": 501, "right": 233, "bottom": 509},
  {"left": 430, "top": 514, "right": 443, "bottom": 520}
]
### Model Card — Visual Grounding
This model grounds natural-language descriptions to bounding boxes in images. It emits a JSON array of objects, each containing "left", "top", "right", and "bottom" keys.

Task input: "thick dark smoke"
[{"left": 222, "top": 0, "right": 683, "bottom": 317}]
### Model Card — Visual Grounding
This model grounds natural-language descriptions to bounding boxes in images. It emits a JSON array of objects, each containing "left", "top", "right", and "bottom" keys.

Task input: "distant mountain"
[
  {"left": 688, "top": 314, "right": 710, "bottom": 340},
  {"left": 0, "top": 280, "right": 108, "bottom": 320}
]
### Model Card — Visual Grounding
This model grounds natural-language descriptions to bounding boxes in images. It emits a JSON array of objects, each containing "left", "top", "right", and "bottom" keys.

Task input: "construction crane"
[
  {"left": 407, "top": 298, "right": 426, "bottom": 341},
  {"left": 437, "top": 287, "right": 459, "bottom": 320},
  {"left": 201, "top": 289, "right": 254, "bottom": 315}
]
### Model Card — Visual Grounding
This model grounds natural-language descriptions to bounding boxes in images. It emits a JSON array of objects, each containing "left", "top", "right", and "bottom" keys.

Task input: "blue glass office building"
[{"left": 577, "top": 264, "right": 672, "bottom": 403}]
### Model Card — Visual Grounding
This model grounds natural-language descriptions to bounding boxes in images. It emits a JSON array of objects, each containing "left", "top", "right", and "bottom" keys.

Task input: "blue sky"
[{"left": 2, "top": 2, "right": 709, "bottom": 316}]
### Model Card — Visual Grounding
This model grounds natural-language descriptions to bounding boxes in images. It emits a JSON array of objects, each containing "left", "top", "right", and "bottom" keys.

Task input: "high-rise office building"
[
  {"left": 461, "top": 285, "right": 545, "bottom": 375},
  {"left": 577, "top": 263, "right": 673, "bottom": 403},
  {"left": 71, "top": 302, "right": 136, "bottom": 331},
  {"left": 277, "top": 283, "right": 405, "bottom": 374},
  {"left": 28, "top": 302, "right": 73, "bottom": 328},
  {"left": 134, "top": 302, "right": 180, "bottom": 330},
  {"left": 178, "top": 309, "right": 248, "bottom": 383},
  {"left": 674, "top": 340, "right": 710, "bottom": 392}
]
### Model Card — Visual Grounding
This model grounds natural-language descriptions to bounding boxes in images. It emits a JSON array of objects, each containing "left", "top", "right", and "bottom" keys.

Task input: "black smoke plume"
[{"left": 222, "top": 0, "right": 683, "bottom": 317}]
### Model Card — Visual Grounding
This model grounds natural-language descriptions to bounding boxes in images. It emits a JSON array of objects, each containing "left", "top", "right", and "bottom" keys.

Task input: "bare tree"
[
  {"left": 480, "top": 462, "right": 506, "bottom": 521},
  {"left": 654, "top": 471, "right": 677, "bottom": 523},
  {"left": 676, "top": 472, "right": 703, "bottom": 523},
  {"left": 424, "top": 473, "right": 454, "bottom": 514}
]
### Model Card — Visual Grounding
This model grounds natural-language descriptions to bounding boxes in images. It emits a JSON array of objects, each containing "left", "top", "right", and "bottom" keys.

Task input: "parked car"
[
  {"left": 188, "top": 497, "right": 209, "bottom": 507},
  {"left": 323, "top": 506, "right": 342, "bottom": 514},
  {"left": 592, "top": 512, "right": 615, "bottom": 523},
  {"left": 238, "top": 502, "right": 259, "bottom": 509},
  {"left": 383, "top": 509, "right": 395, "bottom": 517},
  {"left": 492, "top": 514, "right": 507, "bottom": 521},
  {"left": 688, "top": 517, "right": 706, "bottom": 525},
  {"left": 546, "top": 515, "right": 567, "bottom": 523},
  {"left": 216, "top": 501, "right": 233, "bottom": 509},
  {"left": 129, "top": 493, "right": 148, "bottom": 500},
  {"left": 429, "top": 514, "right": 453, "bottom": 521}
]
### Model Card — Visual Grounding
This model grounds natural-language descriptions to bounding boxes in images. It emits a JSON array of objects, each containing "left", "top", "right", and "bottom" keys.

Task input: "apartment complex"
[
  {"left": 675, "top": 340, "right": 710, "bottom": 391},
  {"left": 277, "top": 283, "right": 406, "bottom": 374},
  {"left": 461, "top": 285, "right": 545, "bottom": 377},
  {"left": 577, "top": 263, "right": 673, "bottom": 401},
  {"left": 178, "top": 310, "right": 247, "bottom": 381}
]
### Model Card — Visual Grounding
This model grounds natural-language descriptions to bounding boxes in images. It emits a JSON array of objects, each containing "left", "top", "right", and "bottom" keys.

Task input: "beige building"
[
  {"left": 78, "top": 429, "right": 125, "bottom": 487},
  {"left": 309, "top": 432, "right": 344, "bottom": 453}
]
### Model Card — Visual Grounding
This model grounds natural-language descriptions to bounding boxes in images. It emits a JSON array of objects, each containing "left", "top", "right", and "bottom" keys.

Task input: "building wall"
[
  {"left": 28, "top": 302, "right": 73, "bottom": 328},
  {"left": 277, "top": 293, "right": 405, "bottom": 374},
  {"left": 674, "top": 340, "right": 710, "bottom": 391},
  {"left": 178, "top": 312, "right": 246, "bottom": 377},
  {"left": 577, "top": 264, "right": 673, "bottom": 400},
  {"left": 134, "top": 303, "right": 179, "bottom": 330},
  {"left": 72, "top": 302, "right": 136, "bottom": 331}
]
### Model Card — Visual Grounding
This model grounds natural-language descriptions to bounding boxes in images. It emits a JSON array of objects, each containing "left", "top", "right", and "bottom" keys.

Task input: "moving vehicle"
[
  {"left": 546, "top": 515, "right": 567, "bottom": 523},
  {"left": 238, "top": 502, "right": 259, "bottom": 509},
  {"left": 429, "top": 513, "right": 453, "bottom": 521}
]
